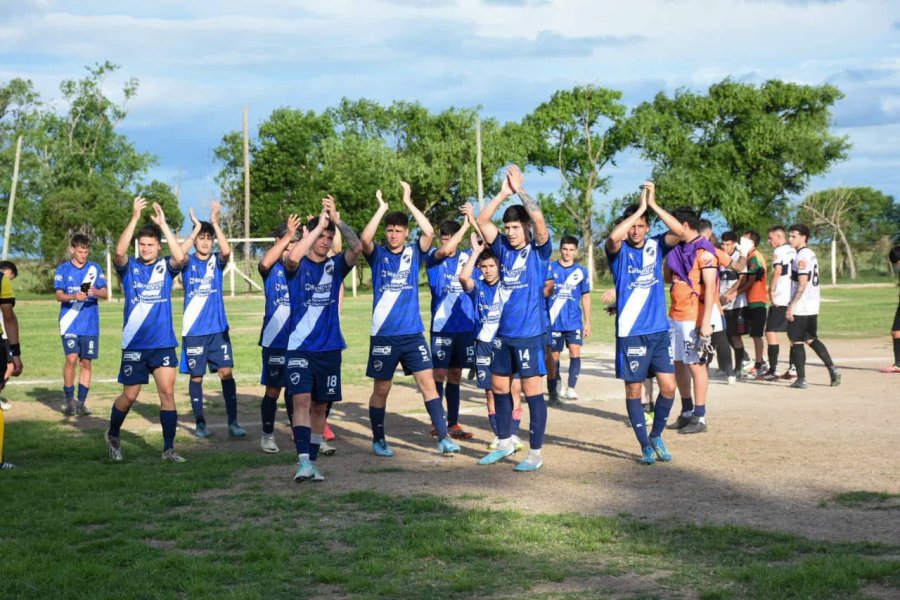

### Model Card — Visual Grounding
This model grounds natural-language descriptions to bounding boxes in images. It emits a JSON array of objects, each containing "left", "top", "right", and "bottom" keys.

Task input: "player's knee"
[
  {"left": 447, "top": 368, "right": 462, "bottom": 384},
  {"left": 80, "top": 359, "right": 92, "bottom": 370},
  {"left": 218, "top": 368, "right": 233, "bottom": 380},
  {"left": 65, "top": 354, "right": 78, "bottom": 365}
]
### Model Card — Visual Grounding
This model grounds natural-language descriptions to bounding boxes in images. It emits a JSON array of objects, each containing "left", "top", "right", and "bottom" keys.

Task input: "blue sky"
[{"left": 2, "top": 0, "right": 898, "bottom": 226}]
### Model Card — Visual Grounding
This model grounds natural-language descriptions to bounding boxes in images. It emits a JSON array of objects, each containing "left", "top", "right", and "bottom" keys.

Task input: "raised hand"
[
  {"left": 470, "top": 231, "right": 484, "bottom": 253},
  {"left": 285, "top": 214, "right": 301, "bottom": 238},
  {"left": 459, "top": 203, "right": 476, "bottom": 225},
  {"left": 132, "top": 196, "right": 147, "bottom": 220},
  {"left": 150, "top": 202, "right": 166, "bottom": 226},
  {"left": 399, "top": 181, "right": 412, "bottom": 206},
  {"left": 375, "top": 189, "right": 387, "bottom": 210},
  {"left": 643, "top": 180, "right": 656, "bottom": 206},
  {"left": 506, "top": 164, "right": 524, "bottom": 194},
  {"left": 188, "top": 207, "right": 201, "bottom": 228},
  {"left": 210, "top": 201, "right": 221, "bottom": 224},
  {"left": 322, "top": 195, "right": 339, "bottom": 222}
]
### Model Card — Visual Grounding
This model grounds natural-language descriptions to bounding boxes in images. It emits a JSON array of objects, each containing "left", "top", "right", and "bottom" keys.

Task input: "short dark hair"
[
  {"left": 744, "top": 230, "right": 761, "bottom": 246},
  {"left": 439, "top": 220, "right": 461, "bottom": 237},
  {"left": 197, "top": 221, "right": 215, "bottom": 238},
  {"left": 272, "top": 221, "right": 301, "bottom": 241},
  {"left": 384, "top": 211, "right": 409, "bottom": 228},
  {"left": 890, "top": 245, "right": 900, "bottom": 265},
  {"left": 788, "top": 223, "right": 810, "bottom": 241},
  {"left": 673, "top": 207, "right": 701, "bottom": 231},
  {"left": 306, "top": 216, "right": 336, "bottom": 234},
  {"left": 477, "top": 249, "right": 498, "bottom": 266},
  {"left": 621, "top": 204, "right": 650, "bottom": 225},
  {"left": 0, "top": 260, "right": 18, "bottom": 277},
  {"left": 70, "top": 233, "right": 91, "bottom": 248},
  {"left": 767, "top": 225, "right": 786, "bottom": 235},
  {"left": 559, "top": 235, "right": 579, "bottom": 249},
  {"left": 502, "top": 205, "right": 531, "bottom": 225},
  {"left": 720, "top": 231, "right": 737, "bottom": 243},
  {"left": 698, "top": 219, "right": 713, "bottom": 234},
  {"left": 137, "top": 223, "right": 162, "bottom": 242}
]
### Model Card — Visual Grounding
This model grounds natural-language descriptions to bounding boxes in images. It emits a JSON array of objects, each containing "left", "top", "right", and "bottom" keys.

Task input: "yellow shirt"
[{"left": 0, "top": 273, "right": 15, "bottom": 338}]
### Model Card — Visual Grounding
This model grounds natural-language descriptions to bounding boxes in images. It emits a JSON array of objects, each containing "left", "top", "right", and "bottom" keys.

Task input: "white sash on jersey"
[
  {"left": 288, "top": 259, "right": 335, "bottom": 349},
  {"left": 59, "top": 265, "right": 98, "bottom": 335},
  {"left": 618, "top": 240, "right": 657, "bottom": 337},
  {"left": 122, "top": 259, "right": 167, "bottom": 349},
  {"left": 548, "top": 267, "right": 584, "bottom": 326},
  {"left": 431, "top": 252, "right": 468, "bottom": 333},
  {"left": 181, "top": 257, "right": 216, "bottom": 336},
  {"left": 371, "top": 246, "right": 414, "bottom": 335},
  {"left": 261, "top": 304, "right": 291, "bottom": 348},
  {"left": 498, "top": 245, "right": 530, "bottom": 305},
  {"left": 476, "top": 284, "right": 503, "bottom": 343}
]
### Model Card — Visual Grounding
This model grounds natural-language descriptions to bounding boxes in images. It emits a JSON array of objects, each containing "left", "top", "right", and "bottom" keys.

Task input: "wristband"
[{"left": 10, "top": 343, "right": 20, "bottom": 357}]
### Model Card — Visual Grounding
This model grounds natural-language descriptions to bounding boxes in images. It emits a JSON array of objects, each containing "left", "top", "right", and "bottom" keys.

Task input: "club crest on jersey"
[
  {"left": 290, "top": 372, "right": 301, "bottom": 385},
  {"left": 325, "top": 261, "right": 334, "bottom": 275},
  {"left": 188, "top": 359, "right": 197, "bottom": 369},
  {"left": 478, "top": 370, "right": 485, "bottom": 380},
  {"left": 372, "top": 346, "right": 392, "bottom": 356},
  {"left": 645, "top": 243, "right": 656, "bottom": 259},
  {"left": 67, "top": 339, "right": 76, "bottom": 348},
  {"left": 373, "top": 360, "right": 383, "bottom": 371},
  {"left": 626, "top": 346, "right": 647, "bottom": 357},
  {"left": 155, "top": 263, "right": 165, "bottom": 274},
  {"left": 123, "top": 365, "right": 133, "bottom": 376},
  {"left": 436, "top": 350, "right": 446, "bottom": 360},
  {"left": 629, "top": 360, "right": 640, "bottom": 372}
]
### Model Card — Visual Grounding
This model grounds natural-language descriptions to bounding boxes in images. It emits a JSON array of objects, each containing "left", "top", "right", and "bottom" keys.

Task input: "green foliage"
[
  {"left": 800, "top": 187, "right": 897, "bottom": 244},
  {"left": 624, "top": 79, "right": 850, "bottom": 231}
]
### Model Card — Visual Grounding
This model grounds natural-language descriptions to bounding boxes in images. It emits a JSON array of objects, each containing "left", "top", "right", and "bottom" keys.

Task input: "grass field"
[{"left": 2, "top": 284, "right": 899, "bottom": 599}]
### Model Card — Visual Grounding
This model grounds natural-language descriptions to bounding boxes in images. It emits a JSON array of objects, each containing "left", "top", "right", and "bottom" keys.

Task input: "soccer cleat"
[
  {"left": 323, "top": 423, "right": 336, "bottom": 441},
  {"left": 640, "top": 445, "right": 656, "bottom": 465},
  {"left": 105, "top": 431, "right": 124, "bottom": 462},
  {"left": 294, "top": 457, "right": 315, "bottom": 482},
  {"left": 511, "top": 435, "right": 525, "bottom": 451},
  {"left": 781, "top": 366, "right": 797, "bottom": 380},
  {"left": 75, "top": 403, "right": 92, "bottom": 417},
  {"left": 0, "top": 461, "right": 15, "bottom": 470},
  {"left": 0, "top": 397, "right": 11, "bottom": 411},
  {"left": 372, "top": 439, "right": 394, "bottom": 457},
  {"left": 488, "top": 436, "right": 500, "bottom": 450},
  {"left": 63, "top": 399, "right": 76, "bottom": 416},
  {"left": 667, "top": 415, "right": 693, "bottom": 430},
  {"left": 309, "top": 463, "right": 325, "bottom": 482},
  {"left": 448, "top": 424, "right": 474, "bottom": 440},
  {"left": 513, "top": 450, "right": 543, "bottom": 472},
  {"left": 478, "top": 442, "right": 516, "bottom": 465},
  {"left": 161, "top": 448, "right": 186, "bottom": 463},
  {"left": 260, "top": 433, "right": 279, "bottom": 454},
  {"left": 757, "top": 371, "right": 779, "bottom": 382},
  {"left": 438, "top": 437, "right": 460, "bottom": 454},
  {"left": 556, "top": 380, "right": 566, "bottom": 399},
  {"left": 790, "top": 378, "right": 808, "bottom": 389},
  {"left": 564, "top": 387, "right": 579, "bottom": 401},
  {"left": 726, "top": 375, "right": 736, "bottom": 385},
  {"left": 880, "top": 364, "right": 900, "bottom": 373},
  {"left": 319, "top": 440, "right": 337, "bottom": 456},
  {"left": 228, "top": 422, "right": 247, "bottom": 438},
  {"left": 829, "top": 368, "right": 841, "bottom": 387},
  {"left": 649, "top": 436, "right": 672, "bottom": 462},
  {"left": 678, "top": 415, "right": 707, "bottom": 434},
  {"left": 194, "top": 422, "right": 212, "bottom": 438}
]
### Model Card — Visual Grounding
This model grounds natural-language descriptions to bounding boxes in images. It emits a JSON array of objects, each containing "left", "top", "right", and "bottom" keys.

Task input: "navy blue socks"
[
  {"left": 221, "top": 377, "right": 238, "bottom": 424},
  {"left": 160, "top": 410, "right": 177, "bottom": 451},
  {"left": 424, "top": 398, "right": 448, "bottom": 439},
  {"left": 650, "top": 394, "right": 675, "bottom": 438},
  {"left": 369, "top": 406, "right": 386, "bottom": 441},
  {"left": 260, "top": 394, "right": 278, "bottom": 434},
  {"left": 626, "top": 398, "right": 650, "bottom": 448},
  {"left": 525, "top": 394, "right": 546, "bottom": 450},
  {"left": 567, "top": 358, "right": 581, "bottom": 388},
  {"left": 189, "top": 380, "right": 204, "bottom": 424}
]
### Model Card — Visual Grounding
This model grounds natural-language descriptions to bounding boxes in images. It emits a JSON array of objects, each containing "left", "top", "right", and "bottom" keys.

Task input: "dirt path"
[{"left": 7, "top": 337, "right": 899, "bottom": 544}]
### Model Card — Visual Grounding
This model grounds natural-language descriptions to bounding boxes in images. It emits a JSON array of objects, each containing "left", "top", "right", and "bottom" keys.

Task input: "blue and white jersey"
[
  {"left": 473, "top": 277, "right": 503, "bottom": 343},
  {"left": 548, "top": 261, "right": 590, "bottom": 331},
  {"left": 180, "top": 253, "right": 229, "bottom": 337},
  {"left": 116, "top": 257, "right": 180, "bottom": 350},
  {"left": 259, "top": 260, "right": 291, "bottom": 349},
  {"left": 606, "top": 234, "right": 672, "bottom": 338},
  {"left": 286, "top": 253, "right": 351, "bottom": 352},
  {"left": 426, "top": 250, "right": 477, "bottom": 334},
  {"left": 54, "top": 260, "right": 107, "bottom": 336},
  {"left": 366, "top": 243, "right": 427, "bottom": 336},
  {"left": 490, "top": 234, "right": 552, "bottom": 339}
]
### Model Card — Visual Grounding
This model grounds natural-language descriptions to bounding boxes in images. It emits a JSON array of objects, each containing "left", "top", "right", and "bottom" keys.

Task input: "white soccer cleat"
[
  {"left": 564, "top": 387, "right": 579, "bottom": 401},
  {"left": 260, "top": 434, "right": 279, "bottom": 454}
]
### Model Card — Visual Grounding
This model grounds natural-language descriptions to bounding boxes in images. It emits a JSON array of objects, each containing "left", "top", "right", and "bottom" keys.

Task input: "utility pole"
[
  {"left": 475, "top": 116, "right": 484, "bottom": 210},
  {"left": 243, "top": 107, "right": 251, "bottom": 292},
  {"left": 2, "top": 135, "right": 23, "bottom": 260}
]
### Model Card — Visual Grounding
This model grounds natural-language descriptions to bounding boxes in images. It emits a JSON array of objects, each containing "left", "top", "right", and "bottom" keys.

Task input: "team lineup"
[{"left": 0, "top": 165, "right": 843, "bottom": 477}]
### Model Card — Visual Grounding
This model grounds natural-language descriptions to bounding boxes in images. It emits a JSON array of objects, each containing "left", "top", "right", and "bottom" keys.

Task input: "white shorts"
[{"left": 669, "top": 319, "right": 720, "bottom": 364}]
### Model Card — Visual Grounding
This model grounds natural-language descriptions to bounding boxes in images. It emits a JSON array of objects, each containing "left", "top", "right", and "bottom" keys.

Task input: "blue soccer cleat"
[
  {"left": 640, "top": 445, "right": 656, "bottom": 465},
  {"left": 478, "top": 443, "right": 515, "bottom": 465},
  {"left": 372, "top": 439, "right": 394, "bottom": 457},
  {"left": 195, "top": 422, "right": 212, "bottom": 438},
  {"left": 513, "top": 451, "right": 543, "bottom": 472},
  {"left": 228, "top": 422, "right": 247, "bottom": 438},
  {"left": 649, "top": 436, "right": 672, "bottom": 462},
  {"left": 437, "top": 437, "right": 460, "bottom": 455}
]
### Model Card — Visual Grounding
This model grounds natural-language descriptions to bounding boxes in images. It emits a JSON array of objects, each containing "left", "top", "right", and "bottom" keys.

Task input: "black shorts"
[
  {"left": 0, "top": 339, "right": 8, "bottom": 373},
  {"left": 893, "top": 301, "right": 900, "bottom": 332},
  {"left": 747, "top": 306, "right": 767, "bottom": 338},
  {"left": 724, "top": 307, "right": 747, "bottom": 337},
  {"left": 765, "top": 306, "right": 789, "bottom": 333},
  {"left": 788, "top": 315, "right": 818, "bottom": 342}
]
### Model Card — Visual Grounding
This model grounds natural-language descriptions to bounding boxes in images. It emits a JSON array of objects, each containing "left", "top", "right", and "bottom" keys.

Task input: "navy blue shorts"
[
  {"left": 260, "top": 346, "right": 287, "bottom": 387},
  {"left": 61, "top": 334, "right": 99, "bottom": 360},
  {"left": 490, "top": 335, "right": 547, "bottom": 378},
  {"left": 474, "top": 339, "right": 494, "bottom": 390},
  {"left": 430, "top": 331, "right": 475, "bottom": 370},
  {"left": 118, "top": 347, "right": 178, "bottom": 385},
  {"left": 366, "top": 333, "right": 432, "bottom": 380},
  {"left": 615, "top": 330, "right": 674, "bottom": 382},
  {"left": 286, "top": 349, "right": 342, "bottom": 403},
  {"left": 180, "top": 332, "right": 234, "bottom": 376},
  {"left": 550, "top": 330, "right": 583, "bottom": 353}
]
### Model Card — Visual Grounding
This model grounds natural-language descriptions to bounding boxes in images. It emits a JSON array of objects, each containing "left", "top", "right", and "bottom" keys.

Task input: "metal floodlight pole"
[
  {"left": 475, "top": 116, "right": 484, "bottom": 210},
  {"left": 243, "top": 107, "right": 251, "bottom": 292},
  {"left": 2, "top": 135, "right": 23, "bottom": 260}
]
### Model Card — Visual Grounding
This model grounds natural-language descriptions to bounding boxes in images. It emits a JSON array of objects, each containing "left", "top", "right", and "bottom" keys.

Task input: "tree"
[
  {"left": 523, "top": 86, "right": 627, "bottom": 277},
  {"left": 624, "top": 79, "right": 850, "bottom": 231},
  {"left": 799, "top": 187, "right": 898, "bottom": 279}
]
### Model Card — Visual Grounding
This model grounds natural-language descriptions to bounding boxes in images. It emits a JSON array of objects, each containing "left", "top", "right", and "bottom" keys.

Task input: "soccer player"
[
  {"left": 730, "top": 231, "right": 767, "bottom": 379},
  {"left": 54, "top": 234, "right": 108, "bottom": 416},
  {"left": 0, "top": 260, "right": 18, "bottom": 410},
  {"left": 106, "top": 197, "right": 188, "bottom": 463},
  {"left": 284, "top": 197, "right": 362, "bottom": 482},
  {"left": 179, "top": 202, "right": 245, "bottom": 438},
  {"left": 426, "top": 207, "right": 478, "bottom": 440},
  {"left": 0, "top": 261, "right": 23, "bottom": 470},
  {"left": 666, "top": 206, "right": 721, "bottom": 435},
  {"left": 548, "top": 236, "right": 592, "bottom": 400},
  {"left": 257, "top": 215, "right": 301, "bottom": 454},
  {"left": 606, "top": 182, "right": 683, "bottom": 464},
  {"left": 881, "top": 245, "right": 900, "bottom": 373},
  {"left": 360, "top": 181, "right": 460, "bottom": 457},
  {"left": 786, "top": 224, "right": 841, "bottom": 389},
  {"left": 476, "top": 164, "right": 551, "bottom": 472},
  {"left": 717, "top": 231, "right": 745, "bottom": 384},
  {"left": 760, "top": 226, "right": 796, "bottom": 380}
]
